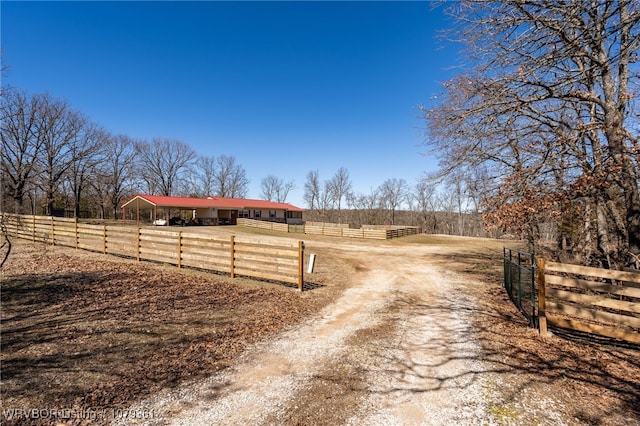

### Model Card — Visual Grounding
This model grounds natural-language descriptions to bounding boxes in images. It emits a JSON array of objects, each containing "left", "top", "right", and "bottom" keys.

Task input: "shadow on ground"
[
  {"left": 0, "top": 249, "right": 331, "bottom": 426},
  {"left": 295, "top": 249, "right": 640, "bottom": 425},
  {"left": 385, "top": 251, "right": 639, "bottom": 424}
]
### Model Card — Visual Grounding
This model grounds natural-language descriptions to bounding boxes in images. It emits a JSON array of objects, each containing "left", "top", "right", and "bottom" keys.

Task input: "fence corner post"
[
  {"left": 298, "top": 240, "right": 304, "bottom": 291},
  {"left": 230, "top": 235, "right": 235, "bottom": 278},
  {"left": 536, "top": 257, "right": 548, "bottom": 337}
]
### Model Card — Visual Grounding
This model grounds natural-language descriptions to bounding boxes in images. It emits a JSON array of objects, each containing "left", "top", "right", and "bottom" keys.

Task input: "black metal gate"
[{"left": 503, "top": 247, "right": 537, "bottom": 327}]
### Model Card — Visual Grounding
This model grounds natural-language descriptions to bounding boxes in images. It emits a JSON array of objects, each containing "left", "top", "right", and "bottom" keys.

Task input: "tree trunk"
[
  {"left": 596, "top": 197, "right": 616, "bottom": 269},
  {"left": 47, "top": 183, "right": 55, "bottom": 216}
]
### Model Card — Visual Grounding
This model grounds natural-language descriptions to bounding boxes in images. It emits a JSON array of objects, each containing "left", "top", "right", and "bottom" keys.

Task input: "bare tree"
[
  {"left": 303, "top": 170, "right": 321, "bottom": 212},
  {"left": 379, "top": 178, "right": 409, "bottom": 225},
  {"left": 347, "top": 188, "right": 382, "bottom": 227},
  {"left": 444, "top": 173, "right": 468, "bottom": 236},
  {"left": 423, "top": 0, "right": 640, "bottom": 266},
  {"left": 212, "top": 155, "right": 249, "bottom": 198},
  {"left": 1, "top": 88, "right": 43, "bottom": 213},
  {"left": 260, "top": 175, "right": 278, "bottom": 201},
  {"left": 65, "top": 124, "right": 106, "bottom": 218},
  {"left": 260, "top": 175, "right": 295, "bottom": 202},
  {"left": 90, "top": 171, "right": 110, "bottom": 219},
  {"left": 277, "top": 179, "right": 295, "bottom": 203},
  {"left": 188, "top": 155, "right": 217, "bottom": 197},
  {"left": 328, "top": 167, "right": 351, "bottom": 223},
  {"left": 135, "top": 137, "right": 196, "bottom": 196},
  {"left": 414, "top": 177, "right": 439, "bottom": 233},
  {"left": 34, "top": 94, "right": 87, "bottom": 215},
  {"left": 91, "top": 134, "right": 138, "bottom": 218},
  {"left": 320, "top": 180, "right": 333, "bottom": 222}
]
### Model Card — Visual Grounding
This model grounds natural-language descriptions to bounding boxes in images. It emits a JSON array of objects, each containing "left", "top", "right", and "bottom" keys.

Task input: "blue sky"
[{"left": 2, "top": 1, "right": 460, "bottom": 207}]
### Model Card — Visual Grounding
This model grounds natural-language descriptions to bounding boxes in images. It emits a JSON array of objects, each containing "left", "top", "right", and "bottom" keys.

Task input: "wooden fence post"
[
  {"left": 75, "top": 217, "right": 80, "bottom": 249},
  {"left": 32, "top": 215, "right": 36, "bottom": 242},
  {"left": 536, "top": 258, "right": 548, "bottom": 337},
  {"left": 177, "top": 231, "right": 182, "bottom": 268},
  {"left": 50, "top": 216, "right": 55, "bottom": 246},
  {"left": 102, "top": 224, "right": 107, "bottom": 254},
  {"left": 298, "top": 240, "right": 304, "bottom": 291},
  {"left": 230, "top": 235, "right": 235, "bottom": 278},
  {"left": 136, "top": 226, "right": 141, "bottom": 261}
]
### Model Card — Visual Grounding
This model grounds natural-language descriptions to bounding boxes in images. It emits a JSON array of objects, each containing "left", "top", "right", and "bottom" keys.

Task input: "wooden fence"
[
  {"left": 3, "top": 214, "right": 305, "bottom": 290},
  {"left": 237, "top": 218, "right": 289, "bottom": 233},
  {"left": 537, "top": 259, "right": 640, "bottom": 344},
  {"left": 303, "top": 225, "right": 383, "bottom": 239},
  {"left": 384, "top": 227, "right": 421, "bottom": 239},
  {"left": 304, "top": 223, "right": 420, "bottom": 239},
  {"left": 239, "top": 218, "right": 419, "bottom": 240}
]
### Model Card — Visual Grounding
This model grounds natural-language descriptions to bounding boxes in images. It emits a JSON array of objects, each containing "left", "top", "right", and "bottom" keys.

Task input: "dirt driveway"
[
  {"left": 113, "top": 238, "right": 568, "bottom": 425},
  {"left": 3, "top": 231, "right": 638, "bottom": 425}
]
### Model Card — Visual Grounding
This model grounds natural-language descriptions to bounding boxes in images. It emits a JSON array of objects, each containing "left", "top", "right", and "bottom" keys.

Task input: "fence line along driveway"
[
  {"left": 3, "top": 214, "right": 305, "bottom": 289},
  {"left": 501, "top": 247, "right": 640, "bottom": 344},
  {"left": 537, "top": 258, "right": 640, "bottom": 344}
]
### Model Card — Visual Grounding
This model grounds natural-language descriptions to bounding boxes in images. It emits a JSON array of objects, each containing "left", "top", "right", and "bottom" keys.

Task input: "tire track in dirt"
[
  {"left": 114, "top": 251, "right": 399, "bottom": 425},
  {"left": 116, "top": 243, "right": 500, "bottom": 425},
  {"left": 343, "top": 260, "right": 493, "bottom": 425}
]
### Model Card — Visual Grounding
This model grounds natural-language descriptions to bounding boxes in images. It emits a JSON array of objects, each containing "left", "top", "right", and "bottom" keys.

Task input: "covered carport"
[{"left": 121, "top": 195, "right": 213, "bottom": 226}]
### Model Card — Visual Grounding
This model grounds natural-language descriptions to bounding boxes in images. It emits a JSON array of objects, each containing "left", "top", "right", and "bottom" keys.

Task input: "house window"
[
  {"left": 269, "top": 210, "right": 276, "bottom": 218},
  {"left": 254, "top": 210, "right": 261, "bottom": 219},
  {"left": 239, "top": 210, "right": 249, "bottom": 218}
]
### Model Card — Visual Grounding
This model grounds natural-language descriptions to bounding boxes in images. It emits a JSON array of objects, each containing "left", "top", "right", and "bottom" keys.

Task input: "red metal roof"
[{"left": 121, "top": 194, "right": 305, "bottom": 212}]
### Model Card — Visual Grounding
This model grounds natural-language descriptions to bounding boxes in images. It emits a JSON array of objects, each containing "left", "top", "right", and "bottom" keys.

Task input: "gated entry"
[{"left": 503, "top": 247, "right": 537, "bottom": 327}]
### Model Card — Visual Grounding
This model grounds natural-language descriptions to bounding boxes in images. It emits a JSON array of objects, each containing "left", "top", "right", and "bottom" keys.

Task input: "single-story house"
[{"left": 121, "top": 194, "right": 304, "bottom": 225}]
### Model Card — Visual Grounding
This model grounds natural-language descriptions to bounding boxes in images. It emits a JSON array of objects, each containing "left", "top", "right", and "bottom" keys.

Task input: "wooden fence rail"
[
  {"left": 3, "top": 214, "right": 305, "bottom": 290},
  {"left": 537, "top": 258, "right": 640, "bottom": 344}
]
